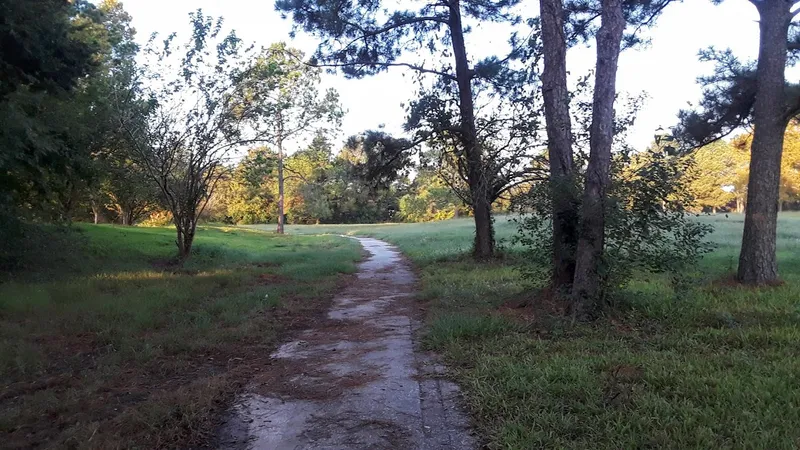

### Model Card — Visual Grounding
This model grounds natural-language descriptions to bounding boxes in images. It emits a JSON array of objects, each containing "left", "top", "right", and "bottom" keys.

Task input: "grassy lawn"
[
  {"left": 275, "top": 213, "right": 800, "bottom": 449},
  {"left": 0, "top": 224, "right": 360, "bottom": 449}
]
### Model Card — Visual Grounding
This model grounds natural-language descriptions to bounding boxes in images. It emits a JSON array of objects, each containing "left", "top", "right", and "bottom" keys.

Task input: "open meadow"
[
  {"left": 0, "top": 225, "right": 360, "bottom": 448},
  {"left": 256, "top": 213, "right": 800, "bottom": 449}
]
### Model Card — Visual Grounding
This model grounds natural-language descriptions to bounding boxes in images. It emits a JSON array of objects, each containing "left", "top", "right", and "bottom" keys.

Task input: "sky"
[{"left": 119, "top": 0, "right": 766, "bottom": 152}]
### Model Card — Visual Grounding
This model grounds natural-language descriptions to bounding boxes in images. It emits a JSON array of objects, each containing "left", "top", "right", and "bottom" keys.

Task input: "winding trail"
[{"left": 219, "top": 237, "right": 476, "bottom": 450}]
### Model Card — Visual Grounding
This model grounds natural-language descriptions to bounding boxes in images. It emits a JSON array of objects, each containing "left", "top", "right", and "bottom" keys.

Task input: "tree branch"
[{"left": 311, "top": 60, "right": 456, "bottom": 80}]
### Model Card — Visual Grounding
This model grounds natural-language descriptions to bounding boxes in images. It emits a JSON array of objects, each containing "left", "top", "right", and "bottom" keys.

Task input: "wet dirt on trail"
[{"left": 218, "top": 237, "right": 476, "bottom": 450}]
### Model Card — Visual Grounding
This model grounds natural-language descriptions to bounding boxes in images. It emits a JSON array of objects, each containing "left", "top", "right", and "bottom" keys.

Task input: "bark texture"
[
  {"left": 540, "top": 0, "right": 578, "bottom": 290},
  {"left": 737, "top": 0, "right": 790, "bottom": 285},
  {"left": 448, "top": 0, "right": 494, "bottom": 258},
  {"left": 571, "top": 0, "right": 625, "bottom": 316}
]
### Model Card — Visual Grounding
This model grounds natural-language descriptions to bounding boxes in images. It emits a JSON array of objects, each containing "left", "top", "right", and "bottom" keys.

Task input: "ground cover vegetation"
[{"left": 283, "top": 214, "right": 800, "bottom": 449}]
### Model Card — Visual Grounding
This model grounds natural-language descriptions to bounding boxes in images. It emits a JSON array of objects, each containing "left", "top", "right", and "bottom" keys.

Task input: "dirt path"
[{"left": 218, "top": 237, "right": 476, "bottom": 449}]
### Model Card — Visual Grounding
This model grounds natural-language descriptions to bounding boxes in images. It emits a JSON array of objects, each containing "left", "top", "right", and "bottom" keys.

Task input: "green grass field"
[
  {"left": 0, "top": 225, "right": 360, "bottom": 449},
  {"left": 267, "top": 213, "right": 800, "bottom": 449}
]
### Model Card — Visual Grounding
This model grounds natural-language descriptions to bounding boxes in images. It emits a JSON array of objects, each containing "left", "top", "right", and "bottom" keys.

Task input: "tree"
[
  {"left": 534, "top": 0, "right": 678, "bottom": 315},
  {"left": 224, "top": 147, "right": 279, "bottom": 224},
  {"left": 275, "top": 0, "right": 524, "bottom": 258},
  {"left": 540, "top": 0, "right": 580, "bottom": 290},
  {"left": 284, "top": 134, "right": 335, "bottom": 224},
  {"left": 324, "top": 134, "right": 409, "bottom": 223},
  {"left": 686, "top": 140, "right": 743, "bottom": 213},
  {"left": 696, "top": 124, "right": 800, "bottom": 213},
  {"left": 237, "top": 43, "right": 342, "bottom": 234},
  {"left": 84, "top": 0, "right": 157, "bottom": 226},
  {"left": 537, "top": 0, "right": 676, "bottom": 297},
  {"left": 399, "top": 169, "right": 463, "bottom": 222},
  {"left": 780, "top": 124, "right": 800, "bottom": 208},
  {"left": 569, "top": 0, "right": 626, "bottom": 313},
  {"left": 677, "top": 1, "right": 800, "bottom": 285},
  {"left": 0, "top": 0, "right": 99, "bottom": 99},
  {"left": 117, "top": 12, "right": 274, "bottom": 261},
  {"left": 0, "top": 0, "right": 104, "bottom": 219}
]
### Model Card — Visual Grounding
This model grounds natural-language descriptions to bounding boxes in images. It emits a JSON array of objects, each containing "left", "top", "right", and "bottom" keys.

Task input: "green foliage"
[
  {"left": 515, "top": 147, "right": 715, "bottom": 299},
  {"left": 399, "top": 170, "right": 462, "bottom": 222},
  {"left": 239, "top": 42, "right": 343, "bottom": 143},
  {"left": 0, "top": 0, "right": 100, "bottom": 98},
  {"left": 325, "top": 143, "right": 403, "bottom": 223},
  {"left": 685, "top": 140, "right": 743, "bottom": 211},
  {"left": 0, "top": 0, "right": 108, "bottom": 218},
  {"left": 209, "top": 134, "right": 409, "bottom": 225},
  {"left": 219, "top": 147, "right": 278, "bottom": 225}
]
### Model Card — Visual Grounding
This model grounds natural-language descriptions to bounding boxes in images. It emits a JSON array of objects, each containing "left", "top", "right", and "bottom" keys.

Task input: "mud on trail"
[{"left": 218, "top": 238, "right": 476, "bottom": 450}]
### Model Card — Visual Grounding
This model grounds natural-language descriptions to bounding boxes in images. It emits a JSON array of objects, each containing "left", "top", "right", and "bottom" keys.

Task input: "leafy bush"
[{"left": 514, "top": 147, "right": 715, "bottom": 302}]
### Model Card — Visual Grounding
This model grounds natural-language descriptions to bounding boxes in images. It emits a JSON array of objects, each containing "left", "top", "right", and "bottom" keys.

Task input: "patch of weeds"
[{"left": 425, "top": 314, "right": 520, "bottom": 349}]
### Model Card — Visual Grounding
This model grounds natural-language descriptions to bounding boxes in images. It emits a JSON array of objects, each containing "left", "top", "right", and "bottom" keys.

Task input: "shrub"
[{"left": 514, "top": 147, "right": 715, "bottom": 303}]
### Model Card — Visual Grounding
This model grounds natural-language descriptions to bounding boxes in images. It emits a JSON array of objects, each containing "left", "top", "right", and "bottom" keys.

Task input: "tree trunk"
[
  {"left": 448, "top": 0, "right": 494, "bottom": 258},
  {"left": 712, "top": 206, "right": 717, "bottom": 215},
  {"left": 91, "top": 200, "right": 103, "bottom": 224},
  {"left": 120, "top": 207, "right": 132, "bottom": 226},
  {"left": 175, "top": 214, "right": 196, "bottom": 262},
  {"left": 540, "top": 0, "right": 578, "bottom": 290},
  {"left": 277, "top": 137, "right": 286, "bottom": 234},
  {"left": 737, "top": 1, "right": 790, "bottom": 285},
  {"left": 571, "top": 0, "right": 625, "bottom": 317}
]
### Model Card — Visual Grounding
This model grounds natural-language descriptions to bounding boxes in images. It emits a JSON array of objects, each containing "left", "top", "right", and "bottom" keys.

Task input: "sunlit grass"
[{"left": 279, "top": 212, "right": 800, "bottom": 449}]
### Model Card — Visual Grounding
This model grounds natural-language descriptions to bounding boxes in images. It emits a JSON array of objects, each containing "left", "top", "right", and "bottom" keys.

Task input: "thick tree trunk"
[
  {"left": 277, "top": 137, "right": 286, "bottom": 235},
  {"left": 571, "top": 0, "right": 625, "bottom": 317},
  {"left": 448, "top": 0, "right": 494, "bottom": 258},
  {"left": 737, "top": 1, "right": 790, "bottom": 285},
  {"left": 540, "top": 0, "right": 578, "bottom": 290}
]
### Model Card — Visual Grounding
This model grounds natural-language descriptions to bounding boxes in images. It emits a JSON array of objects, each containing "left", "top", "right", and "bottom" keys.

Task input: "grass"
[
  {"left": 272, "top": 213, "right": 800, "bottom": 449},
  {"left": 0, "top": 224, "right": 360, "bottom": 449}
]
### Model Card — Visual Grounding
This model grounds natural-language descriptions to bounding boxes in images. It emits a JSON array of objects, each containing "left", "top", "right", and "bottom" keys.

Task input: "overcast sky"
[{"left": 120, "top": 0, "right": 767, "bottom": 152}]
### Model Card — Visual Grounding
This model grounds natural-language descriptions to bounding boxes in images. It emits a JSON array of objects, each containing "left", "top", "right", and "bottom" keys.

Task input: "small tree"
[
  {"left": 236, "top": 43, "right": 342, "bottom": 234},
  {"left": 118, "top": 11, "right": 273, "bottom": 261}
]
